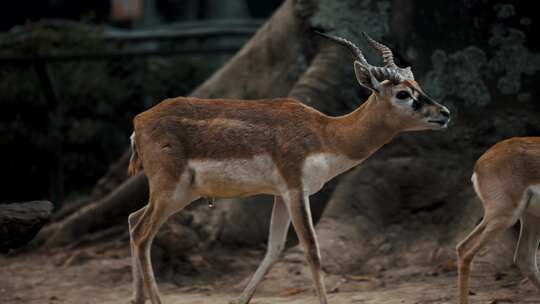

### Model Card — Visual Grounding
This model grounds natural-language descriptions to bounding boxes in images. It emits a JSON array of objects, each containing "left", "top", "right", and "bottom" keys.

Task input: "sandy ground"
[{"left": 0, "top": 245, "right": 538, "bottom": 304}]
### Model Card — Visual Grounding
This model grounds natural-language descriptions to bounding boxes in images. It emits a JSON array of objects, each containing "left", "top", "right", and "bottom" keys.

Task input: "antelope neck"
[{"left": 327, "top": 94, "right": 399, "bottom": 161}]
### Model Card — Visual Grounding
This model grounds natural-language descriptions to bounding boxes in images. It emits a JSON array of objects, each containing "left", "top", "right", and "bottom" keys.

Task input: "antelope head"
[{"left": 317, "top": 31, "right": 451, "bottom": 131}]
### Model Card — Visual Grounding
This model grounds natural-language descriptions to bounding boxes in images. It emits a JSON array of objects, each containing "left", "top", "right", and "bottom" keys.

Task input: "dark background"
[
  {"left": 0, "top": 0, "right": 283, "bottom": 205},
  {"left": 0, "top": 0, "right": 284, "bottom": 30}
]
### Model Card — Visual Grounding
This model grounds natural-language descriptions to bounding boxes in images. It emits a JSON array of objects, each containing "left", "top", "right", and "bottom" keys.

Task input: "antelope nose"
[{"left": 440, "top": 107, "right": 450, "bottom": 118}]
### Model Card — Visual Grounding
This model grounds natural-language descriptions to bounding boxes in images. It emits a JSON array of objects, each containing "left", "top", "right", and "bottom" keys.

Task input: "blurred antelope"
[
  {"left": 127, "top": 32, "right": 450, "bottom": 304},
  {"left": 457, "top": 137, "right": 540, "bottom": 304}
]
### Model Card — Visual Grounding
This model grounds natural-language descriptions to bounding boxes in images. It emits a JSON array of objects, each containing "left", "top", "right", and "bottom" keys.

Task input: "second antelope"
[
  {"left": 127, "top": 32, "right": 450, "bottom": 304},
  {"left": 457, "top": 137, "right": 540, "bottom": 304}
]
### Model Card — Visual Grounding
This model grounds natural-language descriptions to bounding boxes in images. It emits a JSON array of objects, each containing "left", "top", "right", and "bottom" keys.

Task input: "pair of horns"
[{"left": 315, "top": 31, "right": 414, "bottom": 84}]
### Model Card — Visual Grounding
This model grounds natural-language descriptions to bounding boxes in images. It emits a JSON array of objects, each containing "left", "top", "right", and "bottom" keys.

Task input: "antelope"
[
  {"left": 126, "top": 31, "right": 450, "bottom": 304},
  {"left": 457, "top": 137, "right": 540, "bottom": 304}
]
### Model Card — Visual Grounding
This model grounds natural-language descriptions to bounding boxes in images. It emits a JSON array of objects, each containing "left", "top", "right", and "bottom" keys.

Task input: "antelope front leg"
[
  {"left": 232, "top": 196, "right": 291, "bottom": 304},
  {"left": 286, "top": 190, "right": 328, "bottom": 304}
]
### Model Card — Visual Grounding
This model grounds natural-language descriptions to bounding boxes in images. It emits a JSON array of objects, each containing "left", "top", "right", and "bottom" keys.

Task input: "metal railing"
[{"left": 0, "top": 19, "right": 263, "bottom": 63}]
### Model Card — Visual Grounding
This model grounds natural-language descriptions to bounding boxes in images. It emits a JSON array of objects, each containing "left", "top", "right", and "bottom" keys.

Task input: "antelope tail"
[{"left": 127, "top": 132, "right": 142, "bottom": 176}]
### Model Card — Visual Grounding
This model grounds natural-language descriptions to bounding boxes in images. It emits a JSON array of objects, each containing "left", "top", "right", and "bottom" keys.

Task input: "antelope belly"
[{"left": 188, "top": 155, "right": 285, "bottom": 198}]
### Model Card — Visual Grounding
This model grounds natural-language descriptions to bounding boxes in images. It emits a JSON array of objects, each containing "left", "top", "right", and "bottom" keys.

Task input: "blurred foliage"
[{"left": 0, "top": 21, "right": 212, "bottom": 203}]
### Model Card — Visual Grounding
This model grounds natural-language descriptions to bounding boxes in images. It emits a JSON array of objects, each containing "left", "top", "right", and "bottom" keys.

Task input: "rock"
[{"left": 0, "top": 201, "right": 53, "bottom": 253}]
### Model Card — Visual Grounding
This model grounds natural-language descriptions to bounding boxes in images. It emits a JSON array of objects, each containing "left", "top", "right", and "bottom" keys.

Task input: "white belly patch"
[
  {"left": 302, "top": 153, "right": 363, "bottom": 195},
  {"left": 188, "top": 155, "right": 285, "bottom": 198}
]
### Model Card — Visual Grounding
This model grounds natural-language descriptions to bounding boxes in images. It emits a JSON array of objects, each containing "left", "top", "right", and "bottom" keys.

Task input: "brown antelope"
[
  {"left": 457, "top": 137, "right": 540, "bottom": 304},
  {"left": 126, "top": 32, "right": 450, "bottom": 304}
]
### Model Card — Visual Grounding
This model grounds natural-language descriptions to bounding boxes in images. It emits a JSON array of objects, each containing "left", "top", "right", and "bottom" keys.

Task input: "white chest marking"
[
  {"left": 302, "top": 153, "right": 363, "bottom": 195},
  {"left": 187, "top": 155, "right": 286, "bottom": 198}
]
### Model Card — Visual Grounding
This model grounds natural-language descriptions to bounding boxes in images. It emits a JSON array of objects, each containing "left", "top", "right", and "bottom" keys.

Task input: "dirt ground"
[{"left": 0, "top": 243, "right": 538, "bottom": 304}]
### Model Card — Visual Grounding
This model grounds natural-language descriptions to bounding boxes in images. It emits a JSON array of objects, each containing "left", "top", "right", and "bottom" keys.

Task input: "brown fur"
[
  {"left": 130, "top": 80, "right": 446, "bottom": 191},
  {"left": 474, "top": 137, "right": 540, "bottom": 199},
  {"left": 133, "top": 97, "right": 328, "bottom": 189}
]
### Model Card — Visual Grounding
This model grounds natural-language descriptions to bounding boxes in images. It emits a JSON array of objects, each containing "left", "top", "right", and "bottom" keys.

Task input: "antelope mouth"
[{"left": 428, "top": 119, "right": 449, "bottom": 128}]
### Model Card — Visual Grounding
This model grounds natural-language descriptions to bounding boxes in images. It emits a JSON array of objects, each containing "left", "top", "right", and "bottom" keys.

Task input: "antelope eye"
[{"left": 396, "top": 91, "right": 410, "bottom": 100}]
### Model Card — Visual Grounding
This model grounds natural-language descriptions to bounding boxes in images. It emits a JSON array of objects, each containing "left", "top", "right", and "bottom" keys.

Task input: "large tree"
[{"left": 40, "top": 0, "right": 540, "bottom": 274}]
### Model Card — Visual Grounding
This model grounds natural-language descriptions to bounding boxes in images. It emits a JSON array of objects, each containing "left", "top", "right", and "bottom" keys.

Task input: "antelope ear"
[
  {"left": 354, "top": 61, "right": 384, "bottom": 93},
  {"left": 354, "top": 61, "right": 378, "bottom": 92}
]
